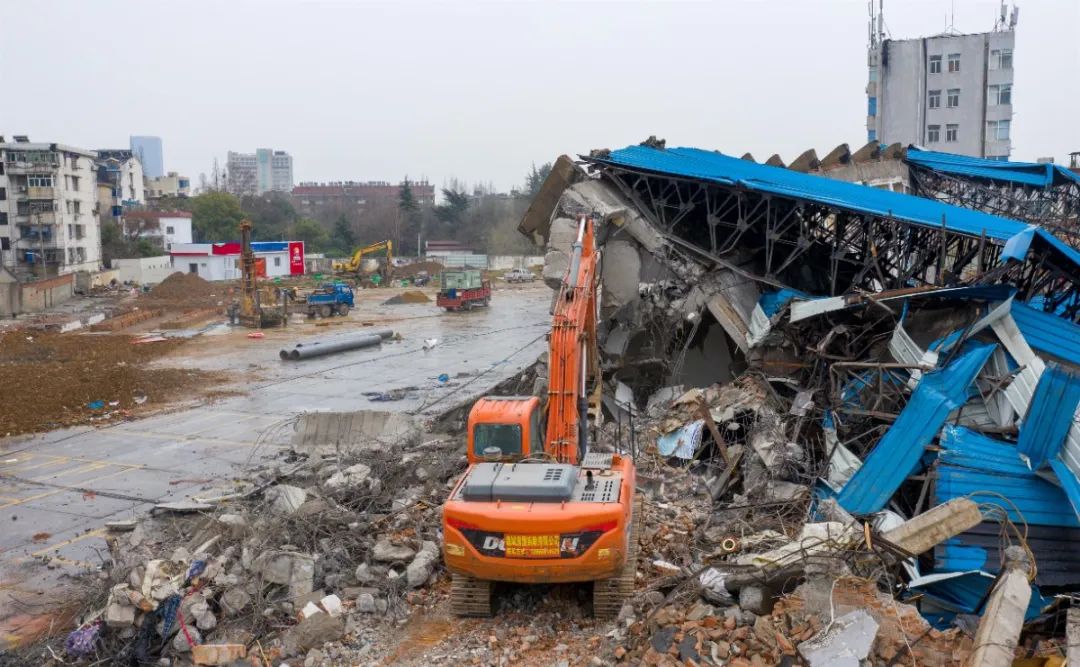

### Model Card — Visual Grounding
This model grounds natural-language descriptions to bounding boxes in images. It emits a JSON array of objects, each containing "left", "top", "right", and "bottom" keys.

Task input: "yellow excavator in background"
[{"left": 333, "top": 240, "right": 394, "bottom": 284}]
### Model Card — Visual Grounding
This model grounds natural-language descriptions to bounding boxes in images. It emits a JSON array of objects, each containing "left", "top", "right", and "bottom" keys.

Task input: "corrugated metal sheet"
[
  {"left": 837, "top": 343, "right": 995, "bottom": 514},
  {"left": 1050, "top": 458, "right": 1080, "bottom": 524},
  {"left": 907, "top": 569, "right": 1051, "bottom": 626},
  {"left": 597, "top": 146, "right": 1080, "bottom": 268},
  {"left": 906, "top": 148, "right": 1080, "bottom": 189},
  {"left": 936, "top": 425, "right": 1079, "bottom": 527},
  {"left": 1010, "top": 301, "right": 1080, "bottom": 367},
  {"left": 932, "top": 523, "right": 1080, "bottom": 587},
  {"left": 1017, "top": 362, "right": 1080, "bottom": 468}
]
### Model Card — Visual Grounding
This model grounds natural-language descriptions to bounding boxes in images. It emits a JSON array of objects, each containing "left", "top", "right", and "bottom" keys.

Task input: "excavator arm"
[
  {"left": 335, "top": 240, "right": 394, "bottom": 273},
  {"left": 545, "top": 216, "right": 599, "bottom": 465}
]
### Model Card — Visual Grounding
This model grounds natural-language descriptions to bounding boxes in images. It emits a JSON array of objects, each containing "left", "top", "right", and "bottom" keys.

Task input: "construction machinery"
[
  {"left": 333, "top": 240, "right": 394, "bottom": 283},
  {"left": 234, "top": 219, "right": 288, "bottom": 328},
  {"left": 441, "top": 216, "right": 640, "bottom": 618},
  {"left": 436, "top": 269, "right": 491, "bottom": 311},
  {"left": 283, "top": 283, "right": 354, "bottom": 318}
]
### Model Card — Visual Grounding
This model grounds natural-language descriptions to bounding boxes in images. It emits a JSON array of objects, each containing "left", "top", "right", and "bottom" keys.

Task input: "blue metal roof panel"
[
  {"left": 602, "top": 146, "right": 1023, "bottom": 241},
  {"left": 938, "top": 425, "right": 1030, "bottom": 475},
  {"left": 1017, "top": 362, "right": 1080, "bottom": 468},
  {"left": 934, "top": 463, "right": 1080, "bottom": 527},
  {"left": 1009, "top": 301, "right": 1080, "bottom": 366},
  {"left": 906, "top": 148, "right": 1080, "bottom": 189},
  {"left": 933, "top": 521, "right": 1080, "bottom": 587},
  {"left": 1050, "top": 457, "right": 1080, "bottom": 524},
  {"left": 598, "top": 146, "right": 1080, "bottom": 271},
  {"left": 907, "top": 570, "right": 1050, "bottom": 627},
  {"left": 251, "top": 242, "right": 288, "bottom": 252},
  {"left": 837, "top": 342, "right": 995, "bottom": 514}
]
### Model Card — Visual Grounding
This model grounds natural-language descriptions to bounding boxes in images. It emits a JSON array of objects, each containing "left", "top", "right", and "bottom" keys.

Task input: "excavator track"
[
  {"left": 451, "top": 573, "right": 493, "bottom": 617},
  {"left": 593, "top": 495, "right": 644, "bottom": 619}
]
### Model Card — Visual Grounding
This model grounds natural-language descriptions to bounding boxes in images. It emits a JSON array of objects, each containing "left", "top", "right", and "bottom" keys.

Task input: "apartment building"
[
  {"left": 0, "top": 137, "right": 102, "bottom": 277},
  {"left": 226, "top": 149, "right": 294, "bottom": 195},
  {"left": 866, "top": 4, "right": 1017, "bottom": 159},
  {"left": 146, "top": 172, "right": 191, "bottom": 199},
  {"left": 291, "top": 180, "right": 436, "bottom": 222}
]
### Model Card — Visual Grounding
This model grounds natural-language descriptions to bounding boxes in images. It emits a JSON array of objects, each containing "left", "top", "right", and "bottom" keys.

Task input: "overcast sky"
[{"left": 2, "top": 0, "right": 1077, "bottom": 193}]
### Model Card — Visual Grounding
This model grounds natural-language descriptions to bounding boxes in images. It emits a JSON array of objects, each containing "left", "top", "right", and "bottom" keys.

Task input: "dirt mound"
[
  {"left": 150, "top": 272, "right": 217, "bottom": 299},
  {"left": 395, "top": 260, "right": 443, "bottom": 278},
  {"left": 0, "top": 331, "right": 226, "bottom": 436},
  {"left": 382, "top": 291, "right": 431, "bottom": 306}
]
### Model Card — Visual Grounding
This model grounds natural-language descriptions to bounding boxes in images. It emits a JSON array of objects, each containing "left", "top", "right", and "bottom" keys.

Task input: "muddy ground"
[{"left": 0, "top": 331, "right": 228, "bottom": 437}]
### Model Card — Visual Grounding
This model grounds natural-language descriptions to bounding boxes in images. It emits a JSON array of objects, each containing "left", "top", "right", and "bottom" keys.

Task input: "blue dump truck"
[{"left": 290, "top": 283, "right": 354, "bottom": 318}]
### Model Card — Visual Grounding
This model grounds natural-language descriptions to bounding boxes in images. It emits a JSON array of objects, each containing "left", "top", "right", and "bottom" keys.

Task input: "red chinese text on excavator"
[{"left": 441, "top": 215, "right": 641, "bottom": 618}]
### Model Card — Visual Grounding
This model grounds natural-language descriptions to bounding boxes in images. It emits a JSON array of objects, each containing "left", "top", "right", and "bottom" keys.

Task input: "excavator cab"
[{"left": 467, "top": 397, "right": 544, "bottom": 463}]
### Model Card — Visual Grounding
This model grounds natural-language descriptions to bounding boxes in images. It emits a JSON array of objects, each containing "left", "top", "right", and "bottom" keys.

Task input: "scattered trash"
[
  {"left": 423, "top": 338, "right": 439, "bottom": 350},
  {"left": 247, "top": 331, "right": 265, "bottom": 339},
  {"left": 87, "top": 400, "right": 105, "bottom": 410}
]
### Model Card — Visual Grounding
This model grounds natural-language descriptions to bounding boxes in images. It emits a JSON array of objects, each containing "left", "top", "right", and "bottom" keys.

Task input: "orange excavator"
[{"left": 441, "top": 215, "right": 641, "bottom": 618}]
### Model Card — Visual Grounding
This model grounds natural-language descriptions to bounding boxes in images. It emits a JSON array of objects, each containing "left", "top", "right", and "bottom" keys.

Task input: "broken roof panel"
[
  {"left": 595, "top": 146, "right": 1080, "bottom": 269},
  {"left": 837, "top": 342, "right": 995, "bottom": 514},
  {"left": 1016, "top": 362, "right": 1080, "bottom": 469},
  {"left": 932, "top": 523, "right": 1080, "bottom": 587},
  {"left": 906, "top": 148, "right": 1080, "bottom": 189},
  {"left": 935, "top": 425, "right": 1080, "bottom": 528},
  {"left": 1009, "top": 301, "right": 1080, "bottom": 367}
]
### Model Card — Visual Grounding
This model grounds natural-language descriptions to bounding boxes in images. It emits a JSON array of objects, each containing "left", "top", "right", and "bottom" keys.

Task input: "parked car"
[{"left": 504, "top": 268, "right": 536, "bottom": 283}]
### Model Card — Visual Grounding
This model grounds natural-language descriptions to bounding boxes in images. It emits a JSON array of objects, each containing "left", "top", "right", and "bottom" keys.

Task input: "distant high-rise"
[
  {"left": 866, "top": 2, "right": 1018, "bottom": 159},
  {"left": 226, "top": 149, "right": 293, "bottom": 196},
  {"left": 130, "top": 136, "right": 164, "bottom": 178}
]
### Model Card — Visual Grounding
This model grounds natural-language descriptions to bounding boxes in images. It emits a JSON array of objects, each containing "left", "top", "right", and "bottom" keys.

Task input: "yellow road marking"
[
  {"left": 5, "top": 458, "right": 73, "bottom": 473},
  {"left": 30, "top": 527, "right": 107, "bottom": 558},
  {"left": 30, "top": 462, "right": 108, "bottom": 482}
]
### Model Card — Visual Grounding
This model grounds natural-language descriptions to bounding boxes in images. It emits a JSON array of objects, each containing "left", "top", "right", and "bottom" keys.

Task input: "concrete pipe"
[{"left": 280, "top": 329, "right": 394, "bottom": 361}]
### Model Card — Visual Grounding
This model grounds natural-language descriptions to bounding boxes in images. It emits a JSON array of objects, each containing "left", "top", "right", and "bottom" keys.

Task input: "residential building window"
[
  {"left": 72, "top": 201, "right": 80, "bottom": 214},
  {"left": 947, "top": 53, "right": 960, "bottom": 72},
  {"left": 947, "top": 88, "right": 960, "bottom": 107},
  {"left": 868, "top": 97, "right": 877, "bottom": 116},
  {"left": 71, "top": 176, "right": 80, "bottom": 190},
  {"left": 0, "top": 187, "right": 5, "bottom": 200},
  {"left": 1, "top": 238, "right": 8, "bottom": 250},
  {"left": 987, "top": 119, "right": 1011, "bottom": 140},
  {"left": 66, "top": 201, "right": 72, "bottom": 214},
  {"left": 68, "top": 224, "right": 74, "bottom": 237},
  {"left": 928, "top": 90, "right": 941, "bottom": 108},
  {"left": 868, "top": 66, "right": 878, "bottom": 82},
  {"left": 990, "top": 48, "right": 1013, "bottom": 70},
  {"left": 27, "top": 174, "right": 53, "bottom": 187},
  {"left": 927, "top": 125, "right": 941, "bottom": 143},
  {"left": 946, "top": 124, "right": 958, "bottom": 142},
  {"left": 274, "top": 257, "right": 282, "bottom": 267},
  {"left": 166, "top": 226, "right": 174, "bottom": 234},
  {"left": 0, "top": 213, "right": 7, "bottom": 225},
  {"left": 929, "top": 55, "right": 942, "bottom": 73},
  {"left": 867, "top": 129, "right": 877, "bottom": 142},
  {"left": 988, "top": 84, "right": 1012, "bottom": 105}
]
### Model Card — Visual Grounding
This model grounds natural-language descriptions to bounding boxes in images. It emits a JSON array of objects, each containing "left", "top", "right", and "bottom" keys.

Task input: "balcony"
[
  {"left": 27, "top": 186, "right": 55, "bottom": 199},
  {"left": 14, "top": 211, "right": 56, "bottom": 224},
  {"left": 4, "top": 160, "right": 59, "bottom": 173}
]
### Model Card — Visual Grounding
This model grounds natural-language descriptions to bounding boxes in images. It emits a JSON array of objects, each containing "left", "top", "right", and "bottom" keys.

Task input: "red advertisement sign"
[{"left": 289, "top": 242, "right": 305, "bottom": 275}]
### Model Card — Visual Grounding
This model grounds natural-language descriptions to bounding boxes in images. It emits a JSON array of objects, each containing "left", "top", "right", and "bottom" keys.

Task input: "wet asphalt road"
[{"left": 0, "top": 286, "right": 549, "bottom": 629}]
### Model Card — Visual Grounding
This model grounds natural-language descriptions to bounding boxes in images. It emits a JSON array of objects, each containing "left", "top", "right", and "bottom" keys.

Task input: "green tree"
[
  {"left": 433, "top": 187, "right": 470, "bottom": 227},
  {"left": 191, "top": 191, "right": 245, "bottom": 242},
  {"left": 332, "top": 214, "right": 356, "bottom": 255},
  {"left": 291, "top": 217, "right": 331, "bottom": 253},
  {"left": 525, "top": 162, "right": 553, "bottom": 196},
  {"left": 241, "top": 192, "right": 297, "bottom": 240},
  {"left": 397, "top": 178, "right": 421, "bottom": 254},
  {"left": 150, "top": 194, "right": 194, "bottom": 213}
]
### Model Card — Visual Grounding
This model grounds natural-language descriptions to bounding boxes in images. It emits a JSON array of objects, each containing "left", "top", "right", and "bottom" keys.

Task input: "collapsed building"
[{"left": 524, "top": 139, "right": 1080, "bottom": 655}]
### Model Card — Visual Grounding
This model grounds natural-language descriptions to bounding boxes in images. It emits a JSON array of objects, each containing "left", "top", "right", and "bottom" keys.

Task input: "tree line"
[{"left": 106, "top": 162, "right": 553, "bottom": 262}]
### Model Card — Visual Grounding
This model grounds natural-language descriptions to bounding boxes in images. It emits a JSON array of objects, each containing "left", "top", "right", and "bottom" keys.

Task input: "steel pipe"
[{"left": 280, "top": 329, "right": 393, "bottom": 361}]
